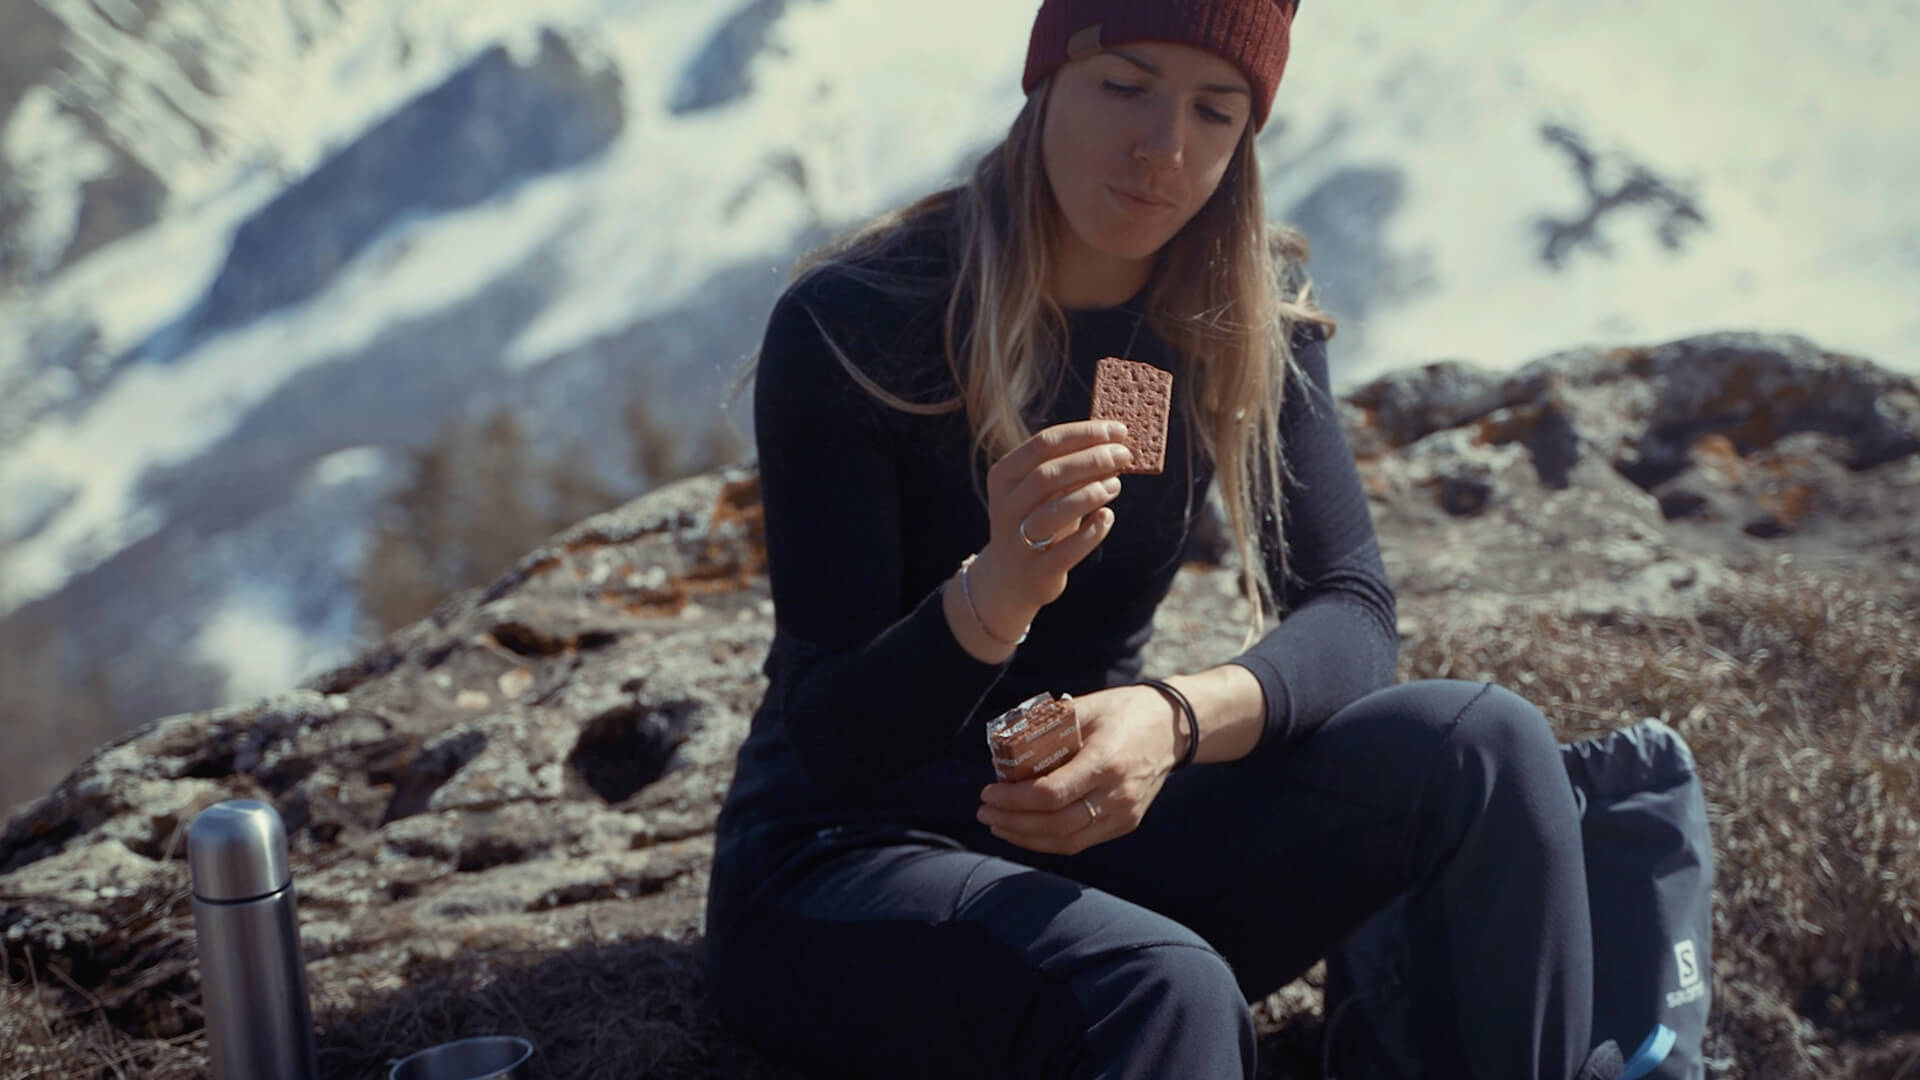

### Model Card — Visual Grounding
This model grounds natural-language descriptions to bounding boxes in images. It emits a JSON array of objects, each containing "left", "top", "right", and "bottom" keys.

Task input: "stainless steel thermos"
[{"left": 189, "top": 799, "right": 320, "bottom": 1079}]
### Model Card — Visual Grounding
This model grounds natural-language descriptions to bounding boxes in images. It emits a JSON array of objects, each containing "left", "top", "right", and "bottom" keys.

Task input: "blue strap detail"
[{"left": 1619, "top": 1024, "right": 1676, "bottom": 1080}]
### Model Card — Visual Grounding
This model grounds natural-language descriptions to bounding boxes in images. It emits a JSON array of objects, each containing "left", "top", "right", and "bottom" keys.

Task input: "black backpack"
[{"left": 1323, "top": 718, "right": 1714, "bottom": 1079}]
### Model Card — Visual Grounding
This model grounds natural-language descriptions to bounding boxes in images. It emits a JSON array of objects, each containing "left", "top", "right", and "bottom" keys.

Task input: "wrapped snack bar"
[{"left": 986, "top": 691, "right": 1082, "bottom": 782}]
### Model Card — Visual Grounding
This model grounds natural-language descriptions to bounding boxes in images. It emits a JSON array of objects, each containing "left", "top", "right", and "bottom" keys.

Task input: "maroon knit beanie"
[{"left": 1022, "top": 0, "right": 1299, "bottom": 131}]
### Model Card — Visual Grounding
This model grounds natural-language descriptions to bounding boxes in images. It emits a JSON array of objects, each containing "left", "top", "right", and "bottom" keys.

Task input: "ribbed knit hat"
[{"left": 1022, "top": 0, "right": 1299, "bottom": 131}]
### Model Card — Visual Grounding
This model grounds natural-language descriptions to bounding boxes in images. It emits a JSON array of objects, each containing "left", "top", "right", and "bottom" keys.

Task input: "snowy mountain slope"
[
  {"left": 4, "top": 0, "right": 393, "bottom": 284},
  {"left": 0, "top": 0, "right": 646, "bottom": 439},
  {"left": 1, "top": 0, "right": 1917, "bottom": 727},
  {"left": 1263, "top": 0, "right": 1919, "bottom": 377}
]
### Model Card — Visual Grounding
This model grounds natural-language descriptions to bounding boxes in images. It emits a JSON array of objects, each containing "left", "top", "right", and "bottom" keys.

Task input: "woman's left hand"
[{"left": 976, "top": 683, "right": 1185, "bottom": 855}]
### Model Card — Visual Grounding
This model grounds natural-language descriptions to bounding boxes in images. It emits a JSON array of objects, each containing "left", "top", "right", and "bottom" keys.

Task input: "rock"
[
  {"left": 1639, "top": 334, "right": 1920, "bottom": 470},
  {"left": 1345, "top": 359, "right": 1525, "bottom": 454},
  {"left": 1533, "top": 123, "right": 1707, "bottom": 270},
  {"left": 1351, "top": 333, "right": 1920, "bottom": 608},
  {"left": 1279, "top": 167, "right": 1414, "bottom": 343},
  {"left": 671, "top": 0, "right": 815, "bottom": 116},
  {"left": 0, "top": 841, "right": 167, "bottom": 921},
  {"left": 0, "top": 692, "right": 350, "bottom": 875}
]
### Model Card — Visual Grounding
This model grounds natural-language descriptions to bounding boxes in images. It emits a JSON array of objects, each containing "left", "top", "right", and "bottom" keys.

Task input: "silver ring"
[
  {"left": 1082, "top": 796, "right": 1099, "bottom": 824},
  {"left": 1019, "top": 517, "right": 1057, "bottom": 552}
]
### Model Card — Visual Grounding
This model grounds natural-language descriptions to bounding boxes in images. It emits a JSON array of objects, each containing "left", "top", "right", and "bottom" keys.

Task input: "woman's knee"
[
  {"left": 1404, "top": 680, "right": 1581, "bottom": 872},
  {"left": 1086, "top": 938, "right": 1243, "bottom": 1009},
  {"left": 1433, "top": 681, "right": 1562, "bottom": 782},
  {"left": 1071, "top": 940, "right": 1256, "bottom": 1078}
]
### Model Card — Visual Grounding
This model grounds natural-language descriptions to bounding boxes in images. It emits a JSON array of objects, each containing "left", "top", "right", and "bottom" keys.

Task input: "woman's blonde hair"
[{"left": 730, "top": 73, "right": 1335, "bottom": 649}]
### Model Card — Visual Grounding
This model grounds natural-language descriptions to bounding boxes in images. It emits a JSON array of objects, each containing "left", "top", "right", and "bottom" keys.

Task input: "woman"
[{"left": 706, "top": 2, "right": 1619, "bottom": 1077}]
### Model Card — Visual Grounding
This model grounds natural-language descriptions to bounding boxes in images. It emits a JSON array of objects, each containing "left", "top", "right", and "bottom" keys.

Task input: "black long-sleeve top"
[{"left": 709, "top": 204, "right": 1398, "bottom": 916}]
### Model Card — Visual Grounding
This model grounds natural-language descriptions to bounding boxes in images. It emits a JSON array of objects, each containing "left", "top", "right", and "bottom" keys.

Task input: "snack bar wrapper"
[{"left": 986, "top": 691, "right": 1082, "bottom": 782}]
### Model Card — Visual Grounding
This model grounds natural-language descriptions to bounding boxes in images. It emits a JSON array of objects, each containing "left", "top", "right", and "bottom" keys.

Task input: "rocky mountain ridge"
[{"left": 2, "top": 330, "right": 1917, "bottom": 1079}]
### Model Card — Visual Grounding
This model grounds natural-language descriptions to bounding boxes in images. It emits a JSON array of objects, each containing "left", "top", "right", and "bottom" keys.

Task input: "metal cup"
[{"left": 387, "top": 1036, "right": 535, "bottom": 1080}]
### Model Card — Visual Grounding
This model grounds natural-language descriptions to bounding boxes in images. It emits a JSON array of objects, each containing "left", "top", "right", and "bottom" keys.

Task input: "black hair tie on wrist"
[{"left": 1137, "top": 678, "right": 1200, "bottom": 771}]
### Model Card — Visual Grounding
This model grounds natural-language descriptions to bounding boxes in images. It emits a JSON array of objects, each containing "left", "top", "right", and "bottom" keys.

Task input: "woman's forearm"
[
  {"left": 942, "top": 549, "right": 1043, "bottom": 665},
  {"left": 1161, "top": 664, "right": 1268, "bottom": 765}
]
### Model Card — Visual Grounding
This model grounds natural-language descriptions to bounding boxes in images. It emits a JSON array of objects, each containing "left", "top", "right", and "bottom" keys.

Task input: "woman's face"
[{"left": 1040, "top": 41, "right": 1252, "bottom": 293}]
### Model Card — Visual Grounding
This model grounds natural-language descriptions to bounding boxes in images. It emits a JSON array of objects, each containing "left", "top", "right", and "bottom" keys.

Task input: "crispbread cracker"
[{"left": 1090, "top": 356, "right": 1172, "bottom": 475}]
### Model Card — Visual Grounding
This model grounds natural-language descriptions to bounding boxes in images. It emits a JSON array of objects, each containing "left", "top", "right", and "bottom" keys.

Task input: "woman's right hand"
[{"left": 965, "top": 420, "right": 1132, "bottom": 635}]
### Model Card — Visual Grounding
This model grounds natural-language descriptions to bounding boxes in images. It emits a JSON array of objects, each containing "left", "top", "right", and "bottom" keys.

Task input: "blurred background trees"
[
  {"left": 0, "top": 563, "right": 120, "bottom": 815},
  {"left": 355, "top": 386, "right": 745, "bottom": 636}
]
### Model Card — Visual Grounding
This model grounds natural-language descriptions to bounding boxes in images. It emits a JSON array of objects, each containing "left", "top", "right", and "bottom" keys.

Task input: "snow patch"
[
  {"left": 194, "top": 593, "right": 320, "bottom": 704},
  {"left": 309, "top": 446, "right": 389, "bottom": 489},
  {"left": 1, "top": 87, "right": 115, "bottom": 277},
  {"left": 0, "top": 477, "right": 78, "bottom": 547}
]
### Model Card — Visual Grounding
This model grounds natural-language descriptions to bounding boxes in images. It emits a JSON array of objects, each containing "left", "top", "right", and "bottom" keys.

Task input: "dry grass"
[
  {"left": 307, "top": 922, "right": 796, "bottom": 1080},
  {"left": 1, "top": 915, "right": 796, "bottom": 1080},
  {"left": 0, "top": 936, "right": 208, "bottom": 1079},
  {"left": 1401, "top": 563, "right": 1920, "bottom": 1079},
  {"left": 4, "top": 561, "right": 1917, "bottom": 1078}
]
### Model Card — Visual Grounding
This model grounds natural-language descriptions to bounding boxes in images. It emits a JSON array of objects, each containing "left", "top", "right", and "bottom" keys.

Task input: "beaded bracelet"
[
  {"left": 1137, "top": 677, "right": 1200, "bottom": 770},
  {"left": 958, "top": 553, "right": 1029, "bottom": 646}
]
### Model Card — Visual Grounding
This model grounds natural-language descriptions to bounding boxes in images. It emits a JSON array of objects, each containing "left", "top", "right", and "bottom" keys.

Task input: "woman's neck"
[{"left": 1049, "top": 234, "right": 1154, "bottom": 311}]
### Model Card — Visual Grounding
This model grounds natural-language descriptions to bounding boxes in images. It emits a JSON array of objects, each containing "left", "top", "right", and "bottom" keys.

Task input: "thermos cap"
[{"left": 188, "top": 799, "right": 291, "bottom": 902}]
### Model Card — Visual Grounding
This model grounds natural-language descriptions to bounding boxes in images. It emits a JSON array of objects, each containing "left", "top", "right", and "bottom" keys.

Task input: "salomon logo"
[
  {"left": 1674, "top": 940, "right": 1700, "bottom": 988},
  {"left": 1666, "top": 939, "right": 1706, "bottom": 1008}
]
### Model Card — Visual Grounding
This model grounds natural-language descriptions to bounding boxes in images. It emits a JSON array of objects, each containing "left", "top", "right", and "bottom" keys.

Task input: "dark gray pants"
[{"left": 705, "top": 679, "right": 1594, "bottom": 1079}]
